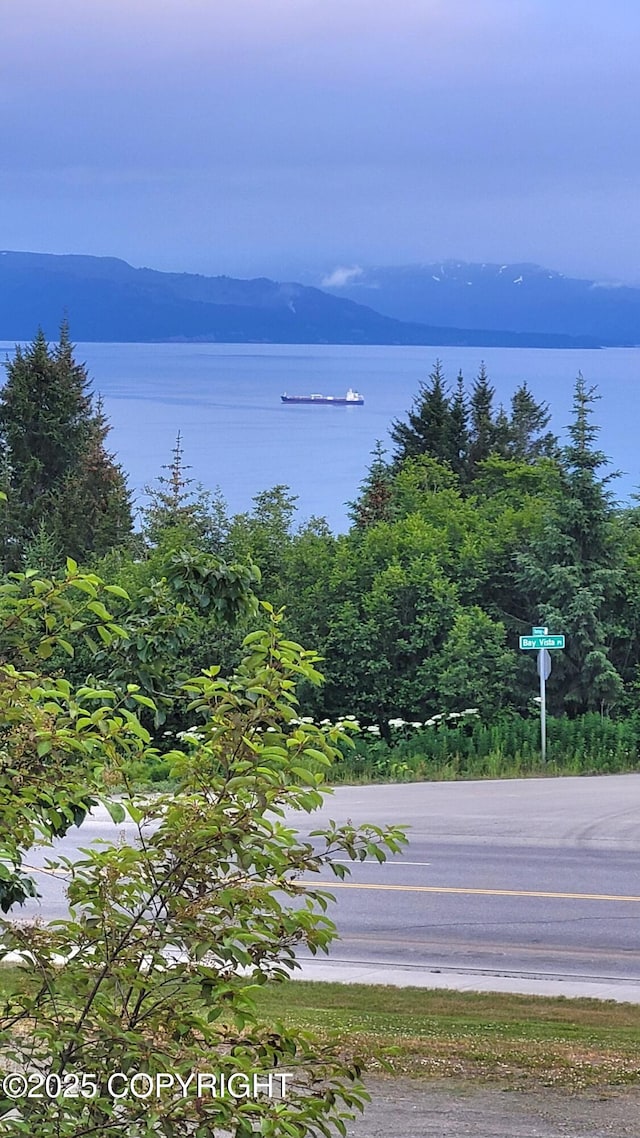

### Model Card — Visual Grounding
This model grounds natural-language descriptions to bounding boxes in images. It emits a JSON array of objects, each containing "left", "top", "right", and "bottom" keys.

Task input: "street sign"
[
  {"left": 519, "top": 634, "right": 565, "bottom": 650},
  {"left": 520, "top": 626, "right": 565, "bottom": 762}
]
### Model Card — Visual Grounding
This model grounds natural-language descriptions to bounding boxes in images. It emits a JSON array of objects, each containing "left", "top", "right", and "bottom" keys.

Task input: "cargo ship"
[{"left": 281, "top": 388, "right": 364, "bottom": 405}]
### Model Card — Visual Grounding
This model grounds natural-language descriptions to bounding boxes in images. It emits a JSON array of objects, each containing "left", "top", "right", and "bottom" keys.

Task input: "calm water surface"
[{"left": 2, "top": 342, "right": 638, "bottom": 531}]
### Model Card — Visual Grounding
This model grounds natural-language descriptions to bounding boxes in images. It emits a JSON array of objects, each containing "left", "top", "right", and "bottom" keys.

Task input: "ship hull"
[{"left": 281, "top": 396, "right": 364, "bottom": 405}]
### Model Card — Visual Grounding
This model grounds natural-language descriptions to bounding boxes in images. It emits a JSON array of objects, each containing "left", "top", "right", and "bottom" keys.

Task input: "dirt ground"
[{"left": 347, "top": 1080, "right": 640, "bottom": 1137}]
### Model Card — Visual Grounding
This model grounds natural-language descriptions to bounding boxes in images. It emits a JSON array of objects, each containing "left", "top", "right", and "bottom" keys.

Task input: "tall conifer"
[
  {"left": 508, "top": 382, "right": 558, "bottom": 460},
  {"left": 0, "top": 324, "right": 132, "bottom": 567},
  {"left": 349, "top": 440, "right": 394, "bottom": 529},
  {"left": 448, "top": 370, "right": 470, "bottom": 481},
  {"left": 516, "top": 375, "right": 623, "bottom": 714},
  {"left": 390, "top": 360, "right": 453, "bottom": 466},
  {"left": 468, "top": 362, "right": 498, "bottom": 476}
]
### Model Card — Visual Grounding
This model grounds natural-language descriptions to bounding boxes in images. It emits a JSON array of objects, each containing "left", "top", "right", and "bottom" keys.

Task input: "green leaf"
[
  {"left": 104, "top": 800, "right": 126, "bottom": 824},
  {"left": 104, "top": 584, "right": 130, "bottom": 599},
  {"left": 87, "top": 600, "right": 112, "bottom": 621},
  {"left": 131, "top": 694, "right": 157, "bottom": 710}
]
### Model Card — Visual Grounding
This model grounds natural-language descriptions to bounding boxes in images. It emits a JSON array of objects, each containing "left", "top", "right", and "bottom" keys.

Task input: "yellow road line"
[{"left": 302, "top": 882, "right": 640, "bottom": 903}]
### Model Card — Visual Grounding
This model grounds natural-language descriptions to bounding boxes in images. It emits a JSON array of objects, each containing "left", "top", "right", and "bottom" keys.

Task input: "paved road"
[
  {"left": 9, "top": 775, "right": 640, "bottom": 999},
  {"left": 292, "top": 775, "right": 640, "bottom": 998}
]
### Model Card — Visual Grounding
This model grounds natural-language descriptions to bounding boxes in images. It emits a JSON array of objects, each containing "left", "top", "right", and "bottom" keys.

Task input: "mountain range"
[
  {"left": 0, "top": 251, "right": 601, "bottom": 348},
  {"left": 319, "top": 260, "right": 640, "bottom": 346}
]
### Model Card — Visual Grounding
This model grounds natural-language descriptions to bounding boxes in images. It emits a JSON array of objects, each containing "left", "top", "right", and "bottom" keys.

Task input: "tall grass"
[
  {"left": 330, "top": 712, "right": 640, "bottom": 783},
  {"left": 131, "top": 712, "right": 640, "bottom": 788}
]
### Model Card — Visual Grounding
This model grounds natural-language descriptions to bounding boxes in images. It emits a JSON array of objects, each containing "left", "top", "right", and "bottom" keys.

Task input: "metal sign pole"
[
  {"left": 521, "top": 628, "right": 561, "bottom": 764},
  {"left": 538, "top": 649, "right": 546, "bottom": 762}
]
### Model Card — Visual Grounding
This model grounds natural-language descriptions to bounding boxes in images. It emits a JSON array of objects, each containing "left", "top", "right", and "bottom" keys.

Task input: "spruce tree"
[
  {"left": 494, "top": 404, "right": 512, "bottom": 458},
  {"left": 348, "top": 440, "right": 394, "bottom": 529},
  {"left": 448, "top": 371, "right": 470, "bottom": 481},
  {"left": 508, "top": 382, "right": 558, "bottom": 461},
  {"left": 0, "top": 324, "right": 132, "bottom": 567},
  {"left": 142, "top": 432, "right": 229, "bottom": 550},
  {"left": 142, "top": 431, "right": 196, "bottom": 535},
  {"left": 467, "top": 362, "right": 499, "bottom": 476},
  {"left": 516, "top": 375, "right": 623, "bottom": 714},
  {"left": 390, "top": 360, "right": 453, "bottom": 466}
]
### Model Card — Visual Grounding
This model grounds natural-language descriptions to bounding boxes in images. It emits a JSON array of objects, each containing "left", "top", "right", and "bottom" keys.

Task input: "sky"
[{"left": 2, "top": 0, "right": 640, "bottom": 283}]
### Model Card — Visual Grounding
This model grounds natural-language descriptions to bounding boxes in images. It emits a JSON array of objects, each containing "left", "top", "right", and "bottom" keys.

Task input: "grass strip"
[
  {"left": 3, "top": 966, "right": 640, "bottom": 1090},
  {"left": 254, "top": 981, "right": 640, "bottom": 1090}
]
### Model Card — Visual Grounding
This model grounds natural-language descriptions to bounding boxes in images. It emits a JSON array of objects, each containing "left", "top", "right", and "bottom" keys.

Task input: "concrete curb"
[{"left": 292, "top": 958, "right": 640, "bottom": 1004}]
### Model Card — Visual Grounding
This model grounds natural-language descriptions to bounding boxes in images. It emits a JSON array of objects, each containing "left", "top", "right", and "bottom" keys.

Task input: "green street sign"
[
  {"left": 519, "top": 634, "right": 565, "bottom": 650},
  {"left": 521, "top": 625, "right": 564, "bottom": 764}
]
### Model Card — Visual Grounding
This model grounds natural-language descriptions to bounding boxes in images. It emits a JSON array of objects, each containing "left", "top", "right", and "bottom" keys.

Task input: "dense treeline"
[{"left": 2, "top": 331, "right": 639, "bottom": 772}]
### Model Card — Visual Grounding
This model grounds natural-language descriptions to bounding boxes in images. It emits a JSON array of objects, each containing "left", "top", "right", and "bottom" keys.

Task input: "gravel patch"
[{"left": 348, "top": 1080, "right": 640, "bottom": 1137}]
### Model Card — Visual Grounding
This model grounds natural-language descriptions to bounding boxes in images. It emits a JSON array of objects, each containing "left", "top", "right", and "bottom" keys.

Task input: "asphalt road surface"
[{"left": 9, "top": 774, "right": 640, "bottom": 999}]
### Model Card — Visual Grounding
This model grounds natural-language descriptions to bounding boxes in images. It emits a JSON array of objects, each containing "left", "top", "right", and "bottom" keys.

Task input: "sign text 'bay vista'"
[{"left": 519, "top": 633, "right": 566, "bottom": 650}]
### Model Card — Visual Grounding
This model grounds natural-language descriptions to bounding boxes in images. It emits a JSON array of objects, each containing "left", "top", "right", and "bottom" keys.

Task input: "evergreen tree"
[
  {"left": 390, "top": 360, "right": 453, "bottom": 466},
  {"left": 348, "top": 440, "right": 394, "bottom": 529},
  {"left": 448, "top": 371, "right": 470, "bottom": 481},
  {"left": 494, "top": 403, "right": 512, "bottom": 458},
  {"left": 0, "top": 324, "right": 132, "bottom": 567},
  {"left": 142, "top": 432, "right": 229, "bottom": 552},
  {"left": 508, "top": 382, "right": 558, "bottom": 461},
  {"left": 142, "top": 431, "right": 197, "bottom": 535},
  {"left": 51, "top": 396, "right": 133, "bottom": 557},
  {"left": 516, "top": 375, "right": 624, "bottom": 714},
  {"left": 22, "top": 518, "right": 63, "bottom": 577},
  {"left": 467, "top": 363, "right": 499, "bottom": 476}
]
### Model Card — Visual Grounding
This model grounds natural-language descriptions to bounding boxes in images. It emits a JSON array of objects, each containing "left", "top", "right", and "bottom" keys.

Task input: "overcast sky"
[{"left": 2, "top": 0, "right": 639, "bottom": 282}]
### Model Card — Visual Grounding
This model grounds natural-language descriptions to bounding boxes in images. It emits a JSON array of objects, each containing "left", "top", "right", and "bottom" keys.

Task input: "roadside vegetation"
[{"left": 136, "top": 711, "right": 640, "bottom": 789}]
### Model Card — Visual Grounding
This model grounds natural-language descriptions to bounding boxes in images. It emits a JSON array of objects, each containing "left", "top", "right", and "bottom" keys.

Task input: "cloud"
[
  {"left": 3, "top": 0, "right": 640, "bottom": 281},
  {"left": 321, "top": 266, "right": 364, "bottom": 288}
]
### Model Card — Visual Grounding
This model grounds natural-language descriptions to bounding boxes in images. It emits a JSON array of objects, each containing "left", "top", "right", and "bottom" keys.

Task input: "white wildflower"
[{"left": 410, "top": 721, "right": 423, "bottom": 729}]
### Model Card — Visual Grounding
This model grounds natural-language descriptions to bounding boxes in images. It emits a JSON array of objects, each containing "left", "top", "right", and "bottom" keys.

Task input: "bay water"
[{"left": 2, "top": 341, "right": 639, "bottom": 532}]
